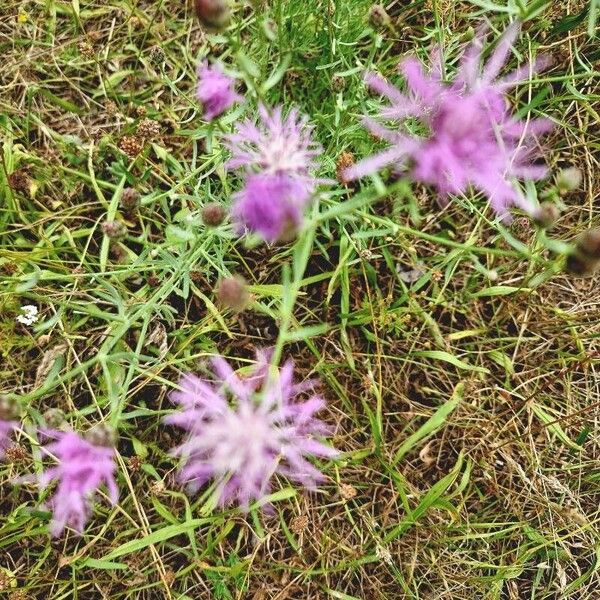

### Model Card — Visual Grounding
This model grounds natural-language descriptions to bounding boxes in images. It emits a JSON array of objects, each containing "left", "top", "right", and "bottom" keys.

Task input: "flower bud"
[
  {"left": 331, "top": 74, "right": 346, "bottom": 93},
  {"left": 216, "top": 275, "right": 250, "bottom": 312},
  {"left": 201, "top": 202, "right": 226, "bottom": 227},
  {"left": 194, "top": 0, "right": 231, "bottom": 31},
  {"left": 85, "top": 423, "right": 118, "bottom": 448},
  {"left": 43, "top": 408, "right": 66, "bottom": 429},
  {"left": 368, "top": 4, "right": 391, "bottom": 29},
  {"left": 120, "top": 187, "right": 140, "bottom": 213},
  {"left": 532, "top": 202, "right": 560, "bottom": 229},
  {"left": 566, "top": 228, "right": 600, "bottom": 276},
  {"left": 556, "top": 167, "right": 582, "bottom": 193},
  {"left": 0, "top": 394, "right": 19, "bottom": 421},
  {"left": 101, "top": 220, "right": 128, "bottom": 239},
  {"left": 576, "top": 228, "right": 600, "bottom": 260}
]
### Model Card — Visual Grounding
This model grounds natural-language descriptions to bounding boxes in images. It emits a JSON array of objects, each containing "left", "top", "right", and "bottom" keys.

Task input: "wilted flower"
[
  {"left": 344, "top": 23, "right": 552, "bottom": 219},
  {"left": 196, "top": 62, "right": 242, "bottom": 122},
  {"left": 225, "top": 105, "right": 323, "bottom": 241},
  {"left": 37, "top": 430, "right": 118, "bottom": 537},
  {"left": 16, "top": 305, "right": 38, "bottom": 326},
  {"left": 165, "top": 351, "right": 338, "bottom": 509}
]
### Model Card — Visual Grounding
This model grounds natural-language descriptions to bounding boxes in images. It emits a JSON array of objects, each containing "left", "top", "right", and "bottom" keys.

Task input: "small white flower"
[{"left": 16, "top": 305, "right": 38, "bottom": 326}]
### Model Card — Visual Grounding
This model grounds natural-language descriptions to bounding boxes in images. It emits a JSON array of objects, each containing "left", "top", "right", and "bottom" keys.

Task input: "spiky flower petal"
[
  {"left": 196, "top": 62, "right": 242, "bottom": 121},
  {"left": 345, "top": 23, "right": 552, "bottom": 219},
  {"left": 38, "top": 430, "right": 118, "bottom": 537},
  {"left": 165, "top": 351, "right": 338, "bottom": 509},
  {"left": 224, "top": 105, "right": 323, "bottom": 241}
]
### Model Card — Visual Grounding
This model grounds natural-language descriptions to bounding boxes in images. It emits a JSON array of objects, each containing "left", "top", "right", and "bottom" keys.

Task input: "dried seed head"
[
  {"left": 120, "top": 187, "right": 140, "bottom": 212},
  {"left": 368, "top": 4, "right": 391, "bottom": 29},
  {"left": 194, "top": 0, "right": 231, "bottom": 30},
  {"left": 134, "top": 105, "right": 147, "bottom": 118},
  {"left": 119, "top": 135, "right": 143, "bottom": 158},
  {"left": 532, "top": 202, "right": 560, "bottom": 229},
  {"left": 216, "top": 275, "right": 250, "bottom": 312},
  {"left": 8, "top": 170, "right": 31, "bottom": 194},
  {"left": 339, "top": 482, "right": 357, "bottom": 500},
  {"left": 1, "top": 261, "right": 19, "bottom": 275},
  {"left": 556, "top": 167, "right": 582, "bottom": 193},
  {"left": 149, "top": 45, "right": 166, "bottom": 66},
  {"left": 149, "top": 480, "right": 166, "bottom": 495},
  {"left": 78, "top": 41, "right": 94, "bottom": 58},
  {"left": 201, "top": 202, "right": 226, "bottom": 227},
  {"left": 331, "top": 74, "right": 346, "bottom": 92},
  {"left": 105, "top": 99, "right": 118, "bottom": 116},
  {"left": 85, "top": 423, "right": 117, "bottom": 448},
  {"left": 336, "top": 151, "right": 355, "bottom": 184},
  {"left": 0, "top": 394, "right": 19, "bottom": 421},
  {"left": 5, "top": 445, "right": 28, "bottom": 462},
  {"left": 290, "top": 515, "right": 309, "bottom": 534},
  {"left": 43, "top": 408, "right": 66, "bottom": 429},
  {"left": 137, "top": 118, "right": 161, "bottom": 139},
  {"left": 128, "top": 456, "right": 142, "bottom": 472}
]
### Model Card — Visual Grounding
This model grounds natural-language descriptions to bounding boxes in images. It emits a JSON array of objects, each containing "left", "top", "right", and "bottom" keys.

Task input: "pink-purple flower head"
[
  {"left": 0, "top": 420, "right": 16, "bottom": 460},
  {"left": 37, "top": 429, "right": 118, "bottom": 537},
  {"left": 165, "top": 351, "right": 338, "bottom": 510},
  {"left": 224, "top": 105, "right": 324, "bottom": 242},
  {"left": 344, "top": 22, "right": 553, "bottom": 219},
  {"left": 196, "top": 61, "right": 242, "bottom": 122}
]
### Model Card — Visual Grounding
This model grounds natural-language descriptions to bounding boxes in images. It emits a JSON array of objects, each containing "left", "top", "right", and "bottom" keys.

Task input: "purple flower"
[
  {"left": 225, "top": 105, "right": 323, "bottom": 241},
  {"left": 165, "top": 351, "right": 338, "bottom": 509},
  {"left": 196, "top": 62, "right": 242, "bottom": 121},
  {"left": 0, "top": 420, "right": 16, "bottom": 460},
  {"left": 344, "top": 23, "right": 552, "bottom": 218},
  {"left": 38, "top": 431, "right": 118, "bottom": 537}
]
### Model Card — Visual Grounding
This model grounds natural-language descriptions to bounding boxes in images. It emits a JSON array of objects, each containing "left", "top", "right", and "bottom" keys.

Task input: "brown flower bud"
[
  {"left": 101, "top": 220, "right": 128, "bottom": 239},
  {"left": 85, "top": 423, "right": 118, "bottom": 448},
  {"left": 120, "top": 187, "right": 140, "bottom": 212},
  {"left": 194, "top": 0, "right": 231, "bottom": 31},
  {"left": 201, "top": 202, "right": 226, "bottom": 227},
  {"left": 532, "top": 202, "right": 560, "bottom": 229},
  {"left": 216, "top": 275, "right": 250, "bottom": 312},
  {"left": 566, "top": 228, "right": 600, "bottom": 276}
]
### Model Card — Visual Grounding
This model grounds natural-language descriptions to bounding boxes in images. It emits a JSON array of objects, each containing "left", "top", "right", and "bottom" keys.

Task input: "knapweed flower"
[
  {"left": 16, "top": 304, "right": 38, "bottom": 326},
  {"left": 38, "top": 429, "right": 118, "bottom": 537},
  {"left": 225, "top": 105, "right": 323, "bottom": 241},
  {"left": 0, "top": 395, "right": 18, "bottom": 459},
  {"left": 344, "top": 23, "right": 552, "bottom": 219},
  {"left": 165, "top": 351, "right": 338, "bottom": 509},
  {"left": 196, "top": 62, "right": 241, "bottom": 122},
  {"left": 0, "top": 421, "right": 16, "bottom": 460}
]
